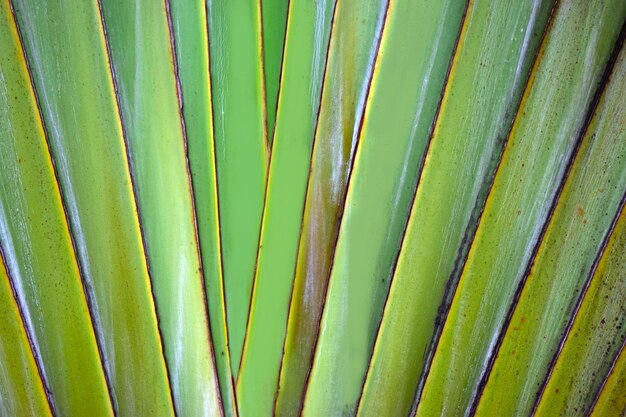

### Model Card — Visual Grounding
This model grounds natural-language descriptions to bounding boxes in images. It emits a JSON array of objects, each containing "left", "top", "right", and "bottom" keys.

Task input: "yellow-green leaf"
[
  {"left": 169, "top": 1, "right": 237, "bottom": 415},
  {"left": 236, "top": 0, "right": 334, "bottom": 415},
  {"left": 98, "top": 0, "right": 222, "bottom": 414},
  {"left": 590, "top": 342, "right": 626, "bottom": 416},
  {"left": 416, "top": 1, "right": 626, "bottom": 415},
  {"left": 11, "top": 0, "right": 175, "bottom": 413},
  {"left": 535, "top": 198, "right": 626, "bottom": 416},
  {"left": 358, "top": 0, "right": 553, "bottom": 414},
  {"left": 206, "top": 0, "right": 269, "bottom": 377},
  {"left": 0, "top": 250, "right": 50, "bottom": 416},
  {"left": 0, "top": 3, "right": 113, "bottom": 414},
  {"left": 476, "top": 35, "right": 626, "bottom": 417}
]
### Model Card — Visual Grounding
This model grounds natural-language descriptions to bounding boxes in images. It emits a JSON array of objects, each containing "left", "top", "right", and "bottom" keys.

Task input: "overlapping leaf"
[{"left": 0, "top": 1, "right": 624, "bottom": 415}]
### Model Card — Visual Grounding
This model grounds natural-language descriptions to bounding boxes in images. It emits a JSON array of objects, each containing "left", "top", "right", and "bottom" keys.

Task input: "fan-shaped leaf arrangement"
[{"left": 0, "top": 0, "right": 624, "bottom": 416}]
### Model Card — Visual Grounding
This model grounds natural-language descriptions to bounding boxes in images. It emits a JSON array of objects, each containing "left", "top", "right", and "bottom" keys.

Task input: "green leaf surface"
[
  {"left": 301, "top": 0, "right": 469, "bottom": 415},
  {"left": 168, "top": 1, "right": 236, "bottom": 415},
  {"left": 357, "top": 1, "right": 553, "bottom": 415},
  {"left": 236, "top": 0, "right": 334, "bottom": 415},
  {"left": 1, "top": 0, "right": 623, "bottom": 415},
  {"left": 261, "top": 0, "right": 289, "bottom": 145},
  {"left": 415, "top": 1, "right": 626, "bottom": 415},
  {"left": 272, "top": 0, "right": 389, "bottom": 414},
  {"left": 590, "top": 341, "right": 626, "bottom": 417},
  {"left": 535, "top": 199, "right": 626, "bottom": 417},
  {"left": 206, "top": 0, "right": 269, "bottom": 377},
  {"left": 0, "top": 3, "right": 113, "bottom": 414},
  {"left": 475, "top": 37, "right": 626, "bottom": 417},
  {"left": 0, "top": 253, "right": 50, "bottom": 417},
  {"left": 99, "top": 0, "right": 221, "bottom": 414},
  {"left": 11, "top": 0, "right": 175, "bottom": 414}
]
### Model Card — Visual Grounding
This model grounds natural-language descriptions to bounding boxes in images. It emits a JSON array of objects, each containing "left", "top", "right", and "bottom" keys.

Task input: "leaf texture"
[
  {"left": 98, "top": 0, "right": 222, "bottom": 414},
  {"left": 168, "top": 0, "right": 237, "bottom": 415},
  {"left": 476, "top": 31, "right": 626, "bottom": 417},
  {"left": 206, "top": 0, "right": 269, "bottom": 377},
  {"left": 415, "top": 1, "right": 626, "bottom": 414},
  {"left": 534, "top": 196, "right": 626, "bottom": 416},
  {"left": 11, "top": 0, "right": 175, "bottom": 413},
  {"left": 357, "top": 1, "right": 553, "bottom": 415},
  {"left": 236, "top": 0, "right": 334, "bottom": 415}
]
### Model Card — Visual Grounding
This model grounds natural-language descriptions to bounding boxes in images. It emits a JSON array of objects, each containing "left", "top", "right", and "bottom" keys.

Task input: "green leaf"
[
  {"left": 98, "top": 0, "right": 222, "bottom": 414},
  {"left": 590, "top": 342, "right": 626, "bottom": 416},
  {"left": 271, "top": 0, "right": 391, "bottom": 414},
  {"left": 236, "top": 0, "right": 334, "bottom": 415},
  {"left": 534, "top": 198, "right": 626, "bottom": 416},
  {"left": 301, "top": 0, "right": 469, "bottom": 415},
  {"left": 206, "top": 0, "right": 269, "bottom": 377},
  {"left": 0, "top": 3, "right": 113, "bottom": 415},
  {"left": 475, "top": 36, "right": 626, "bottom": 417},
  {"left": 11, "top": 0, "right": 175, "bottom": 414},
  {"left": 168, "top": 1, "right": 237, "bottom": 416},
  {"left": 0, "top": 255, "right": 50, "bottom": 417},
  {"left": 261, "top": 0, "right": 289, "bottom": 145},
  {"left": 358, "top": 1, "right": 554, "bottom": 415},
  {"left": 415, "top": 1, "right": 626, "bottom": 415},
  {"left": 1, "top": 1, "right": 624, "bottom": 415}
]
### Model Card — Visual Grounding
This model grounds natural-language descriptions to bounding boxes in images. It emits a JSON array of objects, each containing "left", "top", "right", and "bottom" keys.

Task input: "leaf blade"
[
  {"left": 416, "top": 1, "right": 626, "bottom": 414},
  {"left": 236, "top": 0, "right": 334, "bottom": 415},
  {"left": 11, "top": 0, "right": 176, "bottom": 413},
  {"left": 475, "top": 36, "right": 626, "bottom": 417},
  {"left": 98, "top": 0, "right": 222, "bottom": 414},
  {"left": 168, "top": 1, "right": 237, "bottom": 415},
  {"left": 0, "top": 2, "right": 113, "bottom": 414},
  {"left": 206, "top": 0, "right": 269, "bottom": 377},
  {"left": 534, "top": 197, "right": 626, "bottom": 416}
]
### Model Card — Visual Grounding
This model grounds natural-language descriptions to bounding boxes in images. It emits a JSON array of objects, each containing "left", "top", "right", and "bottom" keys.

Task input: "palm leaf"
[
  {"left": 416, "top": 1, "right": 624, "bottom": 414},
  {"left": 206, "top": 0, "right": 269, "bottom": 378},
  {"left": 591, "top": 341, "right": 626, "bottom": 416},
  {"left": 98, "top": 0, "right": 222, "bottom": 414},
  {"left": 476, "top": 38, "right": 626, "bottom": 416},
  {"left": 359, "top": 0, "right": 552, "bottom": 414},
  {"left": 168, "top": 1, "right": 237, "bottom": 415},
  {"left": 9, "top": 0, "right": 174, "bottom": 413},
  {"left": 260, "top": 0, "right": 289, "bottom": 145},
  {"left": 535, "top": 194, "right": 626, "bottom": 416},
  {"left": 0, "top": 255, "right": 50, "bottom": 416},
  {"left": 0, "top": 7, "right": 111, "bottom": 411},
  {"left": 0, "top": 0, "right": 624, "bottom": 416},
  {"left": 237, "top": 0, "right": 334, "bottom": 415}
]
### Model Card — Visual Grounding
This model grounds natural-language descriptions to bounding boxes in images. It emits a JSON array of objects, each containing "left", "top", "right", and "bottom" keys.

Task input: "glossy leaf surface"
[
  {"left": 169, "top": 1, "right": 236, "bottom": 415},
  {"left": 275, "top": 0, "right": 390, "bottom": 414},
  {"left": 357, "top": 1, "right": 553, "bottom": 415},
  {"left": 206, "top": 0, "right": 269, "bottom": 376},
  {"left": 416, "top": 1, "right": 626, "bottom": 415},
  {"left": 11, "top": 0, "right": 175, "bottom": 414},
  {"left": 0, "top": 253, "right": 50, "bottom": 417},
  {"left": 99, "top": 0, "right": 221, "bottom": 414},
  {"left": 261, "top": 0, "right": 289, "bottom": 144},
  {"left": 476, "top": 36, "right": 626, "bottom": 417},
  {"left": 301, "top": 0, "right": 469, "bottom": 415},
  {"left": 0, "top": 0, "right": 624, "bottom": 415},
  {"left": 236, "top": 0, "right": 334, "bottom": 415},
  {"left": 535, "top": 199, "right": 626, "bottom": 416},
  {"left": 0, "top": 3, "right": 113, "bottom": 414},
  {"left": 590, "top": 342, "right": 626, "bottom": 416}
]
